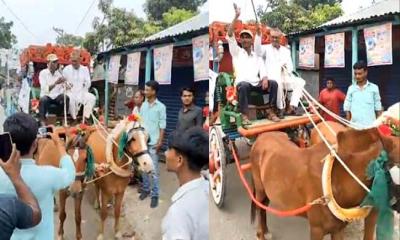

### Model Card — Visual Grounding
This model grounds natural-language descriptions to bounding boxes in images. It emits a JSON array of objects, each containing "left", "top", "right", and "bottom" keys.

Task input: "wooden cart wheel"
[{"left": 209, "top": 125, "right": 227, "bottom": 208}]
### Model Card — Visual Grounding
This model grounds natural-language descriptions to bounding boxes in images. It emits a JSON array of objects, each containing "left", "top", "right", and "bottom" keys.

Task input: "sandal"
[
  {"left": 267, "top": 112, "right": 281, "bottom": 122},
  {"left": 242, "top": 118, "right": 252, "bottom": 125}
]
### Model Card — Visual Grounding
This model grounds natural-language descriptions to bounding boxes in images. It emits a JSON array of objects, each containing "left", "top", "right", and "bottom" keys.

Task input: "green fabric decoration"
[
  {"left": 85, "top": 146, "right": 95, "bottom": 178},
  {"left": 118, "top": 131, "right": 128, "bottom": 160},
  {"left": 361, "top": 150, "right": 394, "bottom": 240}
]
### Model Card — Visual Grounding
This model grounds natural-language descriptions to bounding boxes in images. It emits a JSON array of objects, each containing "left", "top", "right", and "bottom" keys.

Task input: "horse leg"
[
  {"left": 331, "top": 230, "right": 344, "bottom": 240},
  {"left": 57, "top": 190, "right": 68, "bottom": 240},
  {"left": 94, "top": 183, "right": 100, "bottom": 209},
  {"left": 74, "top": 193, "right": 83, "bottom": 240},
  {"left": 255, "top": 190, "right": 268, "bottom": 240},
  {"left": 309, "top": 226, "right": 324, "bottom": 240},
  {"left": 113, "top": 192, "right": 125, "bottom": 239},
  {"left": 363, "top": 210, "right": 377, "bottom": 240},
  {"left": 97, "top": 191, "right": 111, "bottom": 240}
]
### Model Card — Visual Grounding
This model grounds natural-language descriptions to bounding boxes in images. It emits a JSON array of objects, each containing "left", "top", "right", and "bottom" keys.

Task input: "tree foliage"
[
  {"left": 82, "top": 0, "right": 201, "bottom": 54},
  {"left": 144, "top": 0, "right": 205, "bottom": 21},
  {"left": 258, "top": 0, "right": 343, "bottom": 34},
  {"left": 161, "top": 7, "right": 197, "bottom": 28},
  {"left": 0, "top": 17, "right": 17, "bottom": 49},
  {"left": 55, "top": 33, "right": 84, "bottom": 46}
]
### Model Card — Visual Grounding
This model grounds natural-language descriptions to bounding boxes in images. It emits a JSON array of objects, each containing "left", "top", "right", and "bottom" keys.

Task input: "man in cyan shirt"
[
  {"left": 162, "top": 127, "right": 208, "bottom": 240},
  {"left": 318, "top": 77, "right": 346, "bottom": 122},
  {"left": 344, "top": 60, "right": 383, "bottom": 127},
  {"left": 139, "top": 80, "right": 166, "bottom": 208},
  {"left": 0, "top": 112, "right": 75, "bottom": 240}
]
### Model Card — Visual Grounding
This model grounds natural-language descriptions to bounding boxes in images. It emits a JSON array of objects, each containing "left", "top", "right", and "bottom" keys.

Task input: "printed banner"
[
  {"left": 364, "top": 22, "right": 393, "bottom": 66},
  {"left": 108, "top": 55, "right": 121, "bottom": 84},
  {"left": 192, "top": 34, "right": 209, "bottom": 81},
  {"left": 154, "top": 44, "right": 173, "bottom": 85},
  {"left": 125, "top": 52, "right": 141, "bottom": 85},
  {"left": 324, "top": 32, "right": 345, "bottom": 68},
  {"left": 299, "top": 36, "right": 315, "bottom": 68}
]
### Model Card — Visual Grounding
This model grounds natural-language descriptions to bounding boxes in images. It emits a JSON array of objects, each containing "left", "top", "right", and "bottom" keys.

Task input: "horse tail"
[{"left": 250, "top": 178, "right": 256, "bottom": 224}]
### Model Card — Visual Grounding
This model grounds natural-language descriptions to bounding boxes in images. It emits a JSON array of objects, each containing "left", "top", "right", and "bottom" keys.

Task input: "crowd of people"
[
  {"left": 227, "top": 3, "right": 384, "bottom": 127},
  {"left": 1, "top": 60, "right": 209, "bottom": 239}
]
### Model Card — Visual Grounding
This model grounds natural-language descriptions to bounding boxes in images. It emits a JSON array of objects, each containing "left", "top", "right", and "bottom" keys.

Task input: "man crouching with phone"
[{"left": 0, "top": 112, "right": 75, "bottom": 240}]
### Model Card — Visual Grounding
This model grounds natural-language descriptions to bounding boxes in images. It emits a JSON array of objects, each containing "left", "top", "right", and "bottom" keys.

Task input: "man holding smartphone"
[
  {"left": 0, "top": 144, "right": 42, "bottom": 239},
  {"left": 0, "top": 112, "right": 75, "bottom": 240}
]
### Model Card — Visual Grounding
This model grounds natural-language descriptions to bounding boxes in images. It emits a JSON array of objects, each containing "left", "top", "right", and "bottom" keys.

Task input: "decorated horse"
[
  {"left": 249, "top": 125, "right": 400, "bottom": 240},
  {"left": 86, "top": 115, "right": 154, "bottom": 240},
  {"left": 34, "top": 125, "right": 95, "bottom": 240}
]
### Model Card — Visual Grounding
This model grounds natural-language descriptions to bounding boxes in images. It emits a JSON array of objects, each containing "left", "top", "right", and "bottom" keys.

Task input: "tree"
[
  {"left": 54, "top": 32, "right": 84, "bottom": 46},
  {"left": 161, "top": 7, "right": 197, "bottom": 28},
  {"left": 293, "top": 0, "right": 342, "bottom": 10},
  {"left": 0, "top": 17, "right": 17, "bottom": 49},
  {"left": 258, "top": 1, "right": 343, "bottom": 34},
  {"left": 144, "top": 0, "right": 205, "bottom": 21}
]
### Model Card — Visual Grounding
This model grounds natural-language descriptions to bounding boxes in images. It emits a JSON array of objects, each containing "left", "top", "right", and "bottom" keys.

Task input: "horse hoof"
[
  {"left": 114, "top": 231, "right": 122, "bottom": 239},
  {"left": 266, "top": 233, "right": 273, "bottom": 240},
  {"left": 97, "top": 234, "right": 104, "bottom": 240},
  {"left": 57, "top": 235, "right": 64, "bottom": 240}
]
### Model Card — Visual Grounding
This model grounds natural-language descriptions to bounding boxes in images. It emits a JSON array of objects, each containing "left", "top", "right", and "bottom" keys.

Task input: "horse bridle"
[{"left": 123, "top": 126, "right": 150, "bottom": 160}]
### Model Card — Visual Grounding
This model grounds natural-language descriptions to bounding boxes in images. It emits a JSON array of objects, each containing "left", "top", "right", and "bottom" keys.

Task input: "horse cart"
[
  {"left": 208, "top": 71, "right": 321, "bottom": 207},
  {"left": 19, "top": 44, "right": 99, "bottom": 125}
]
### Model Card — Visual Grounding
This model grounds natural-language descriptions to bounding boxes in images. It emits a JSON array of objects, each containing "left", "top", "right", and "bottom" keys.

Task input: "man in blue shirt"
[
  {"left": 0, "top": 112, "right": 75, "bottom": 240},
  {"left": 139, "top": 80, "right": 166, "bottom": 208},
  {"left": 0, "top": 145, "right": 42, "bottom": 240},
  {"left": 162, "top": 127, "right": 209, "bottom": 240},
  {"left": 344, "top": 60, "right": 383, "bottom": 127}
]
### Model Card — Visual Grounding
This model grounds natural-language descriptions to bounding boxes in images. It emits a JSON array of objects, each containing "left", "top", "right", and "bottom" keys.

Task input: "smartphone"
[
  {"left": 38, "top": 126, "right": 53, "bottom": 138},
  {"left": 0, "top": 132, "right": 13, "bottom": 162},
  {"left": 58, "top": 133, "right": 66, "bottom": 142}
]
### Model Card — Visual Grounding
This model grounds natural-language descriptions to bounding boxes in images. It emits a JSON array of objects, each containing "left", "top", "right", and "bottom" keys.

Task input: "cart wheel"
[{"left": 209, "top": 126, "right": 227, "bottom": 208}]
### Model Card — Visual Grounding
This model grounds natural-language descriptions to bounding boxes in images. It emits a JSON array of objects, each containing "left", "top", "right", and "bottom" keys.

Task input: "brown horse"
[
  {"left": 310, "top": 121, "right": 347, "bottom": 145},
  {"left": 57, "top": 127, "right": 96, "bottom": 240},
  {"left": 34, "top": 126, "right": 94, "bottom": 240},
  {"left": 250, "top": 127, "right": 400, "bottom": 240},
  {"left": 86, "top": 119, "right": 154, "bottom": 240}
]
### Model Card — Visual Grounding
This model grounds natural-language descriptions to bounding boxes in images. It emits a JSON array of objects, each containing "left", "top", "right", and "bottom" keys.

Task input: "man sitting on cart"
[
  {"left": 38, "top": 54, "right": 69, "bottom": 125},
  {"left": 63, "top": 50, "right": 96, "bottom": 124},
  {"left": 227, "top": 3, "right": 280, "bottom": 124},
  {"left": 254, "top": 25, "right": 305, "bottom": 119}
]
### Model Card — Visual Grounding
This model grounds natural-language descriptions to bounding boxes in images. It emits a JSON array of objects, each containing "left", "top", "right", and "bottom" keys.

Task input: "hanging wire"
[{"left": 74, "top": 0, "right": 97, "bottom": 34}]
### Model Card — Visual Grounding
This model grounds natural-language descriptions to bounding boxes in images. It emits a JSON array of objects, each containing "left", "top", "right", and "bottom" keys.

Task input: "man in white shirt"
[
  {"left": 38, "top": 54, "right": 69, "bottom": 124},
  {"left": 63, "top": 51, "right": 96, "bottom": 123},
  {"left": 227, "top": 4, "right": 279, "bottom": 123},
  {"left": 255, "top": 27, "right": 305, "bottom": 118},
  {"left": 162, "top": 127, "right": 209, "bottom": 240}
]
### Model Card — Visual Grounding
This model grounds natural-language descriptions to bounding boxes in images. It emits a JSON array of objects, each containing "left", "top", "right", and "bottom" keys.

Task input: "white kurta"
[
  {"left": 39, "top": 69, "right": 64, "bottom": 99},
  {"left": 254, "top": 35, "right": 305, "bottom": 109},
  {"left": 63, "top": 65, "right": 95, "bottom": 119},
  {"left": 18, "top": 78, "right": 31, "bottom": 113},
  {"left": 226, "top": 35, "right": 266, "bottom": 86}
]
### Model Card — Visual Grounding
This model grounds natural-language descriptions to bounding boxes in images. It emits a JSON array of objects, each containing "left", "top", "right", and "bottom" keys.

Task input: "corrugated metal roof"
[
  {"left": 290, "top": 0, "right": 400, "bottom": 36},
  {"left": 321, "top": 0, "right": 399, "bottom": 27},
  {"left": 145, "top": 11, "right": 208, "bottom": 41}
]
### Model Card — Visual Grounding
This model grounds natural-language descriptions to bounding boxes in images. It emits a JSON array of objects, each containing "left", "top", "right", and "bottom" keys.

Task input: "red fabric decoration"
[
  {"left": 378, "top": 124, "right": 392, "bottom": 136},
  {"left": 226, "top": 86, "right": 237, "bottom": 103}
]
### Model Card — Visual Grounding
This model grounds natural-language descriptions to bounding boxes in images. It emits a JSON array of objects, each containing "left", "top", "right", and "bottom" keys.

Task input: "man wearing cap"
[
  {"left": 162, "top": 127, "right": 209, "bottom": 240},
  {"left": 255, "top": 26, "right": 305, "bottom": 118},
  {"left": 63, "top": 50, "right": 96, "bottom": 123},
  {"left": 227, "top": 3, "right": 279, "bottom": 124},
  {"left": 38, "top": 54, "right": 69, "bottom": 124}
]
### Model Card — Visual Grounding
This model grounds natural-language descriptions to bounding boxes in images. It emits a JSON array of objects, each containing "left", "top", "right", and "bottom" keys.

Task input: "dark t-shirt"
[
  {"left": 176, "top": 105, "right": 203, "bottom": 132},
  {"left": 0, "top": 194, "right": 34, "bottom": 239}
]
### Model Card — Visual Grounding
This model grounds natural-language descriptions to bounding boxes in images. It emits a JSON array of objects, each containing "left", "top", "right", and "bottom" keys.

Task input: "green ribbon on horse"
[
  {"left": 85, "top": 146, "right": 95, "bottom": 178},
  {"left": 361, "top": 150, "right": 394, "bottom": 240},
  {"left": 118, "top": 131, "right": 129, "bottom": 160}
]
